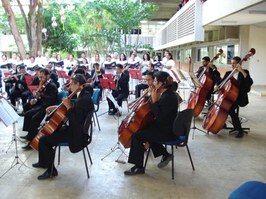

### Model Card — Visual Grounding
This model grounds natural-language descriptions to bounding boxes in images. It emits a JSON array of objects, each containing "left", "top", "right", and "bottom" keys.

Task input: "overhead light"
[
  {"left": 221, "top": 20, "right": 237, "bottom": 24},
  {"left": 249, "top": 10, "right": 266, "bottom": 15}
]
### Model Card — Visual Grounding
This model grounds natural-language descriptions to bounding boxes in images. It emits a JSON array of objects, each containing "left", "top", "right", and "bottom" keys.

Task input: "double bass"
[
  {"left": 30, "top": 88, "right": 78, "bottom": 150},
  {"left": 118, "top": 89, "right": 154, "bottom": 148},
  {"left": 187, "top": 49, "right": 223, "bottom": 117},
  {"left": 203, "top": 48, "right": 256, "bottom": 134}
]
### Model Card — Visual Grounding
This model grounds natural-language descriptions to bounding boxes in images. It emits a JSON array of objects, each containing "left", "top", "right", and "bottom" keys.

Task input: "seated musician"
[
  {"left": 135, "top": 63, "right": 158, "bottom": 98},
  {"left": 222, "top": 56, "right": 253, "bottom": 138},
  {"left": 63, "top": 68, "right": 94, "bottom": 96},
  {"left": 107, "top": 64, "right": 129, "bottom": 116},
  {"left": 9, "top": 65, "right": 31, "bottom": 107},
  {"left": 45, "top": 64, "right": 60, "bottom": 88},
  {"left": 124, "top": 71, "right": 179, "bottom": 175},
  {"left": 91, "top": 62, "right": 104, "bottom": 99},
  {"left": 196, "top": 56, "right": 221, "bottom": 105},
  {"left": 20, "top": 68, "right": 58, "bottom": 150},
  {"left": 33, "top": 74, "right": 94, "bottom": 180}
]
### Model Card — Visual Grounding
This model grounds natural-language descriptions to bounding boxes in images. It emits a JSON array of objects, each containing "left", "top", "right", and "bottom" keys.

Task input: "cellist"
[
  {"left": 220, "top": 56, "right": 253, "bottom": 138},
  {"left": 33, "top": 74, "right": 94, "bottom": 180},
  {"left": 124, "top": 71, "right": 179, "bottom": 176},
  {"left": 195, "top": 56, "right": 221, "bottom": 105}
]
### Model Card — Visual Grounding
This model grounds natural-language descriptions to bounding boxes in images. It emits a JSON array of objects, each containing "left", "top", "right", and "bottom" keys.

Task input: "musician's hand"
[
  {"left": 46, "top": 106, "right": 56, "bottom": 114},
  {"left": 213, "top": 85, "right": 218, "bottom": 92},
  {"left": 30, "top": 98, "right": 37, "bottom": 105},
  {"left": 62, "top": 98, "right": 72, "bottom": 110}
]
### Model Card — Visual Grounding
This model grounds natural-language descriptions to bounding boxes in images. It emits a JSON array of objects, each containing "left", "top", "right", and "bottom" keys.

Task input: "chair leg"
[
  {"left": 94, "top": 112, "right": 101, "bottom": 131},
  {"left": 85, "top": 146, "right": 93, "bottom": 165},
  {"left": 82, "top": 149, "right": 90, "bottom": 178},
  {"left": 171, "top": 145, "right": 174, "bottom": 180},
  {"left": 92, "top": 114, "right": 96, "bottom": 127},
  {"left": 58, "top": 146, "right": 61, "bottom": 165},
  {"left": 144, "top": 148, "right": 151, "bottom": 170},
  {"left": 186, "top": 145, "right": 195, "bottom": 171}
]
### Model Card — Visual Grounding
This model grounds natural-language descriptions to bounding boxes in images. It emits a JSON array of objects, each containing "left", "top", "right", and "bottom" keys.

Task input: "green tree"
[{"left": 98, "top": 0, "right": 158, "bottom": 52}]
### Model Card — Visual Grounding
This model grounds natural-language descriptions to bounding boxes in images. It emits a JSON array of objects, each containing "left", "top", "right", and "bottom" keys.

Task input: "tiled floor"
[{"left": 0, "top": 90, "right": 265, "bottom": 199}]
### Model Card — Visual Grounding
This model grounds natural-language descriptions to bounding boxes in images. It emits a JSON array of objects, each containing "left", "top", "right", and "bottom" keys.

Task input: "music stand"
[
  {"left": 101, "top": 114, "right": 128, "bottom": 164},
  {"left": 0, "top": 98, "right": 29, "bottom": 178},
  {"left": 187, "top": 73, "right": 208, "bottom": 137},
  {"left": 129, "top": 69, "right": 142, "bottom": 80}
]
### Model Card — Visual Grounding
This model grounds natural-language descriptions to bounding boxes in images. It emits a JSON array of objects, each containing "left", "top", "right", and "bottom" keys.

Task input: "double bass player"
[{"left": 220, "top": 56, "right": 253, "bottom": 138}]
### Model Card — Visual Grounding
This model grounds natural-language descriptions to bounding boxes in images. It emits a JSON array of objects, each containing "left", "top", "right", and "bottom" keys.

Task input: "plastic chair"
[
  {"left": 229, "top": 181, "right": 266, "bottom": 199},
  {"left": 144, "top": 109, "right": 195, "bottom": 179},
  {"left": 92, "top": 88, "right": 101, "bottom": 131},
  {"left": 55, "top": 110, "right": 94, "bottom": 178},
  {"left": 57, "top": 90, "right": 69, "bottom": 105}
]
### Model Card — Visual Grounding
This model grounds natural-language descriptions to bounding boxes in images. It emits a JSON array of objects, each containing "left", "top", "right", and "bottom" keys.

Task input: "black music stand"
[
  {"left": 188, "top": 73, "right": 208, "bottom": 137},
  {"left": 0, "top": 98, "right": 29, "bottom": 178}
]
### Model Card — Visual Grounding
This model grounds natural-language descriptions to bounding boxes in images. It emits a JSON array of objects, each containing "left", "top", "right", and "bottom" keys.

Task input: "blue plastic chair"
[
  {"left": 91, "top": 89, "right": 101, "bottom": 131},
  {"left": 229, "top": 181, "right": 266, "bottom": 199},
  {"left": 144, "top": 109, "right": 195, "bottom": 179},
  {"left": 57, "top": 90, "right": 69, "bottom": 104}
]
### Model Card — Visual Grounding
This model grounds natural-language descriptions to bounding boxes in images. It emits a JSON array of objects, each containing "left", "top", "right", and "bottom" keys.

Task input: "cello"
[
  {"left": 187, "top": 49, "right": 223, "bottom": 117},
  {"left": 30, "top": 87, "right": 79, "bottom": 150},
  {"left": 118, "top": 89, "right": 154, "bottom": 148},
  {"left": 202, "top": 48, "right": 256, "bottom": 134}
]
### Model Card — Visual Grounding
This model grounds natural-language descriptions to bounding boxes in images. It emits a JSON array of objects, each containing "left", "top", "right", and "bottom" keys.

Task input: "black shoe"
[
  {"left": 157, "top": 154, "right": 173, "bottom": 168},
  {"left": 124, "top": 166, "right": 145, "bottom": 176},
  {"left": 235, "top": 131, "right": 244, "bottom": 138},
  {"left": 37, "top": 168, "right": 58, "bottom": 180},
  {"left": 20, "top": 135, "right": 30, "bottom": 140},
  {"left": 108, "top": 109, "right": 117, "bottom": 115},
  {"left": 32, "top": 162, "right": 47, "bottom": 169},
  {"left": 22, "top": 144, "right": 32, "bottom": 150},
  {"left": 18, "top": 112, "right": 25, "bottom": 116}
]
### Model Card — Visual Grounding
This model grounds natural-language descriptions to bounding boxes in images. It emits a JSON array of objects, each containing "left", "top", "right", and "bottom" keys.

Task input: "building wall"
[{"left": 249, "top": 25, "right": 266, "bottom": 85}]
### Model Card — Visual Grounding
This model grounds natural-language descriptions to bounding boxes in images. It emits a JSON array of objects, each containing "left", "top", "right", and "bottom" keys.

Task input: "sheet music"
[
  {"left": 188, "top": 72, "right": 202, "bottom": 88},
  {"left": 177, "top": 69, "right": 186, "bottom": 80},
  {"left": 0, "top": 98, "right": 20, "bottom": 127}
]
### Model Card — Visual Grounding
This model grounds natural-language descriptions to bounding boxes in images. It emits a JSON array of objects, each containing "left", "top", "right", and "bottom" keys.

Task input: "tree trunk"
[
  {"left": 1, "top": 0, "right": 26, "bottom": 58},
  {"left": 29, "top": 2, "right": 38, "bottom": 57},
  {"left": 17, "top": 0, "right": 30, "bottom": 51},
  {"left": 36, "top": 3, "right": 43, "bottom": 53}
]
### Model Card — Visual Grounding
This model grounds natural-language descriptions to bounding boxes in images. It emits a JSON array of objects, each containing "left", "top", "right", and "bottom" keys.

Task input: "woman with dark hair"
[
  {"left": 124, "top": 71, "right": 179, "bottom": 175},
  {"left": 140, "top": 53, "right": 151, "bottom": 74},
  {"left": 153, "top": 54, "right": 162, "bottom": 70}
]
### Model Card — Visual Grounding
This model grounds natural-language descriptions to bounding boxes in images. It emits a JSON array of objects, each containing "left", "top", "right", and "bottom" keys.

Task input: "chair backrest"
[
  {"left": 83, "top": 109, "right": 94, "bottom": 145},
  {"left": 91, "top": 89, "right": 101, "bottom": 111},
  {"left": 172, "top": 109, "right": 193, "bottom": 146}
]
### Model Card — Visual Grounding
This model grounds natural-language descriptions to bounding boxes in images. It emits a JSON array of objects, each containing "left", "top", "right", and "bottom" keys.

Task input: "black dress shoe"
[
  {"left": 20, "top": 135, "right": 30, "bottom": 140},
  {"left": 124, "top": 166, "right": 145, "bottom": 176},
  {"left": 38, "top": 168, "right": 58, "bottom": 180},
  {"left": 21, "top": 144, "right": 32, "bottom": 150},
  {"left": 157, "top": 154, "right": 173, "bottom": 168},
  {"left": 32, "top": 162, "right": 47, "bottom": 169}
]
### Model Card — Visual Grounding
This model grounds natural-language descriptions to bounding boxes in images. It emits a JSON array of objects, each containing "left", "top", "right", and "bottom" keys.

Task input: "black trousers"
[
  {"left": 228, "top": 102, "right": 241, "bottom": 130},
  {"left": 107, "top": 91, "right": 126, "bottom": 110},
  {"left": 23, "top": 106, "right": 46, "bottom": 141},
  {"left": 135, "top": 84, "right": 148, "bottom": 98},
  {"left": 9, "top": 89, "right": 30, "bottom": 106},
  {"left": 38, "top": 126, "right": 70, "bottom": 169},
  {"left": 128, "top": 123, "right": 177, "bottom": 168}
]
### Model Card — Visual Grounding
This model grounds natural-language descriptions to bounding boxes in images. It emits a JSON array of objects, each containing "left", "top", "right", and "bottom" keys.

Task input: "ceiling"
[
  {"left": 142, "top": 0, "right": 266, "bottom": 27},
  {"left": 208, "top": 1, "right": 266, "bottom": 27},
  {"left": 142, "top": 0, "right": 181, "bottom": 21}
]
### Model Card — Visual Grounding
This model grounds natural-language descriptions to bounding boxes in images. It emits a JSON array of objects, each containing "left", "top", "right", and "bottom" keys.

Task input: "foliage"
[{"left": 42, "top": 3, "right": 81, "bottom": 53}]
